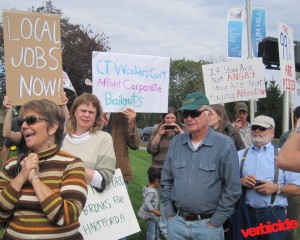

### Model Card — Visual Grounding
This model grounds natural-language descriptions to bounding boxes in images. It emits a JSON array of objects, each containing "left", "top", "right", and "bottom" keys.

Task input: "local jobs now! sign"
[
  {"left": 79, "top": 169, "right": 140, "bottom": 240},
  {"left": 3, "top": 10, "right": 63, "bottom": 105},
  {"left": 92, "top": 52, "right": 170, "bottom": 113},
  {"left": 202, "top": 58, "right": 266, "bottom": 104}
]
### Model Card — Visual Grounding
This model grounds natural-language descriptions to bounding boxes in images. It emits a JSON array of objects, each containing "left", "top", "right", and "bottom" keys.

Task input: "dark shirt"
[{"left": 11, "top": 117, "right": 28, "bottom": 155}]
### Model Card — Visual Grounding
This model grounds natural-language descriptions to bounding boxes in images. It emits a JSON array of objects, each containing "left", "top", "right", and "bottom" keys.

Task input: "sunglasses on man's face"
[
  {"left": 251, "top": 125, "right": 268, "bottom": 131},
  {"left": 18, "top": 115, "right": 48, "bottom": 127},
  {"left": 182, "top": 109, "right": 208, "bottom": 119}
]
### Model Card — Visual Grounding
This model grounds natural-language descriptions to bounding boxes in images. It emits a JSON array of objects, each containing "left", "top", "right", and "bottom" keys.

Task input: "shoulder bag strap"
[
  {"left": 271, "top": 143, "right": 279, "bottom": 205},
  {"left": 240, "top": 148, "right": 250, "bottom": 176}
]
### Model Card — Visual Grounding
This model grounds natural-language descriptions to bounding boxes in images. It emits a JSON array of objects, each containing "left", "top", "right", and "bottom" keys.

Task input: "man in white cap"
[{"left": 238, "top": 115, "right": 300, "bottom": 240}]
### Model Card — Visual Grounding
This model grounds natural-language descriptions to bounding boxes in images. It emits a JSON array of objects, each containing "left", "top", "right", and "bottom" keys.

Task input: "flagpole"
[{"left": 246, "top": 0, "right": 255, "bottom": 122}]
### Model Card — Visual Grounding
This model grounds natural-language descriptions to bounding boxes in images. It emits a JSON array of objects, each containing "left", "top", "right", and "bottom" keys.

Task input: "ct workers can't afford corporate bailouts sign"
[
  {"left": 79, "top": 169, "right": 140, "bottom": 240},
  {"left": 2, "top": 10, "right": 63, "bottom": 106},
  {"left": 92, "top": 51, "right": 170, "bottom": 113}
]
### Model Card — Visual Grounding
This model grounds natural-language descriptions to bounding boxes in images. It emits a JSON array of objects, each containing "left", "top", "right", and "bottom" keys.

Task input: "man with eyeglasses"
[
  {"left": 238, "top": 115, "right": 300, "bottom": 240},
  {"left": 161, "top": 92, "right": 242, "bottom": 240},
  {"left": 232, "top": 102, "right": 252, "bottom": 148}
]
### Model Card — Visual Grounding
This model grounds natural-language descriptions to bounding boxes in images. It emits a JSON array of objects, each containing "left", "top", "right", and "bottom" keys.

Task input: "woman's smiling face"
[{"left": 20, "top": 110, "right": 53, "bottom": 152}]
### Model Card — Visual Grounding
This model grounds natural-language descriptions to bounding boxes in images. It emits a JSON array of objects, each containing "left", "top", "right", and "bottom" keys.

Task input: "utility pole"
[{"left": 245, "top": 0, "right": 255, "bottom": 122}]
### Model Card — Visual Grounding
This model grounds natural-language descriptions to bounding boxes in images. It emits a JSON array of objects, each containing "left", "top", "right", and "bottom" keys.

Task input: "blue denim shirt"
[{"left": 161, "top": 128, "right": 242, "bottom": 227}]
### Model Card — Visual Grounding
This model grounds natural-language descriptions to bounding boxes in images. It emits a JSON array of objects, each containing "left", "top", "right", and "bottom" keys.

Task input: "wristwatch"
[
  {"left": 296, "top": 127, "right": 300, "bottom": 133},
  {"left": 277, "top": 184, "right": 282, "bottom": 194}
]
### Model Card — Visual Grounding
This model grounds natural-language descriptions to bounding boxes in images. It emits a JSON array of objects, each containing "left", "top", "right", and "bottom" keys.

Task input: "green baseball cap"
[{"left": 177, "top": 92, "right": 210, "bottom": 111}]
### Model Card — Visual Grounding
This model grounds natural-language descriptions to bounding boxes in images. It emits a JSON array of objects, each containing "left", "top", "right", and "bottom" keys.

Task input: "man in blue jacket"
[{"left": 161, "top": 92, "right": 242, "bottom": 240}]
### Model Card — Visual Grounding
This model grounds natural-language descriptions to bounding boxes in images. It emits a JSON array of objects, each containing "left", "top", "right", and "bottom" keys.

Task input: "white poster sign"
[
  {"left": 202, "top": 58, "right": 266, "bottom": 104},
  {"left": 79, "top": 169, "right": 140, "bottom": 240},
  {"left": 92, "top": 52, "right": 170, "bottom": 113},
  {"left": 277, "top": 21, "right": 296, "bottom": 91}
]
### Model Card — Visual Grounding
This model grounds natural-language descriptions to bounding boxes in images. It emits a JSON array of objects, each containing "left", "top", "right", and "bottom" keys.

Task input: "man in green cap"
[
  {"left": 232, "top": 101, "right": 252, "bottom": 148},
  {"left": 161, "top": 92, "right": 241, "bottom": 240}
]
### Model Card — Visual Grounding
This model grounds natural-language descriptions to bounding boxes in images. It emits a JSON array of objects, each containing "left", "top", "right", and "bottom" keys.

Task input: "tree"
[
  {"left": 256, "top": 80, "right": 283, "bottom": 138},
  {"left": 32, "top": 1, "right": 110, "bottom": 99},
  {"left": 169, "top": 59, "right": 209, "bottom": 109}
]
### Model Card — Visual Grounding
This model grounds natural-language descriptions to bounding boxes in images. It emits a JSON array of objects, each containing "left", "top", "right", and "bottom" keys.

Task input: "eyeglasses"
[
  {"left": 251, "top": 125, "right": 268, "bottom": 131},
  {"left": 182, "top": 109, "right": 208, "bottom": 119},
  {"left": 18, "top": 115, "right": 48, "bottom": 127}
]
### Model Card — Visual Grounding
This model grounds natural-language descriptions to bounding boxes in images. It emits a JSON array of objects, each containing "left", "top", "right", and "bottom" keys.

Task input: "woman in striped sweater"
[{"left": 0, "top": 99, "right": 88, "bottom": 240}]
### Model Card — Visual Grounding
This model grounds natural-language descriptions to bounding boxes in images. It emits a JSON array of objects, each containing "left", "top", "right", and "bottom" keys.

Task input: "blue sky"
[{"left": 1, "top": 0, "right": 299, "bottom": 61}]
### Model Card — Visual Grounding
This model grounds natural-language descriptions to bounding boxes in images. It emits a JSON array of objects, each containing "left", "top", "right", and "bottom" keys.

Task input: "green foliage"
[
  {"left": 127, "top": 149, "right": 151, "bottom": 239},
  {"left": 256, "top": 80, "right": 283, "bottom": 138},
  {"left": 169, "top": 59, "right": 209, "bottom": 109},
  {"left": 31, "top": 0, "right": 110, "bottom": 99}
]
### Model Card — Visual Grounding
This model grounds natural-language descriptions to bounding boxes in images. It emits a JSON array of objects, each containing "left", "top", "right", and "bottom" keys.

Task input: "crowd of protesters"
[{"left": 1, "top": 91, "right": 300, "bottom": 240}]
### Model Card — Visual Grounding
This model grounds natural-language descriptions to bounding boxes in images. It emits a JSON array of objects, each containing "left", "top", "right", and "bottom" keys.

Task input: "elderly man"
[
  {"left": 239, "top": 115, "right": 300, "bottom": 240},
  {"left": 161, "top": 92, "right": 241, "bottom": 240}
]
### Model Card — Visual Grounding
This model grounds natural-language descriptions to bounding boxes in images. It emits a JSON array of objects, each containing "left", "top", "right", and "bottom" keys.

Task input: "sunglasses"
[
  {"left": 251, "top": 125, "right": 268, "bottom": 131},
  {"left": 18, "top": 115, "right": 48, "bottom": 127},
  {"left": 182, "top": 109, "right": 208, "bottom": 119}
]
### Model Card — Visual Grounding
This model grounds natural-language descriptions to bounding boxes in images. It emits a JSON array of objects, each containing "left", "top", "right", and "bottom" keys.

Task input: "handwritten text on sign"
[
  {"left": 202, "top": 58, "right": 266, "bottom": 104},
  {"left": 79, "top": 169, "right": 140, "bottom": 240},
  {"left": 277, "top": 21, "right": 296, "bottom": 91},
  {"left": 3, "top": 10, "right": 63, "bottom": 105},
  {"left": 92, "top": 52, "right": 170, "bottom": 113}
]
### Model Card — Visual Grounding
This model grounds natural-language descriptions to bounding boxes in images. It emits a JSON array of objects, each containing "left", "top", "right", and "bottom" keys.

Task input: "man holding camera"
[{"left": 239, "top": 115, "right": 300, "bottom": 240}]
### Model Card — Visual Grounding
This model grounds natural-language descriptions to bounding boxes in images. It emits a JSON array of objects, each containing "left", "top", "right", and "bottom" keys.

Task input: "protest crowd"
[
  {"left": 1, "top": 8, "right": 300, "bottom": 240},
  {"left": 1, "top": 88, "right": 300, "bottom": 240}
]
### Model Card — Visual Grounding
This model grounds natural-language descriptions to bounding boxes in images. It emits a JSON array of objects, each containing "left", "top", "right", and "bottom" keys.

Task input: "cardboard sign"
[
  {"left": 3, "top": 10, "right": 63, "bottom": 105},
  {"left": 202, "top": 58, "right": 266, "bottom": 104},
  {"left": 92, "top": 52, "right": 170, "bottom": 113},
  {"left": 277, "top": 21, "right": 296, "bottom": 91},
  {"left": 79, "top": 169, "right": 140, "bottom": 240}
]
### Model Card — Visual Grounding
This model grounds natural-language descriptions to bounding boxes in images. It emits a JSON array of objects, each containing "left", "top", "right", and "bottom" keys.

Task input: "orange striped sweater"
[{"left": 0, "top": 147, "right": 88, "bottom": 240}]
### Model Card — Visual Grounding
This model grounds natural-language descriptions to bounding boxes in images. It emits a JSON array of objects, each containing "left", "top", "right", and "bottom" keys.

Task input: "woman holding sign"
[
  {"left": 62, "top": 93, "right": 116, "bottom": 192},
  {"left": 0, "top": 99, "right": 88, "bottom": 239}
]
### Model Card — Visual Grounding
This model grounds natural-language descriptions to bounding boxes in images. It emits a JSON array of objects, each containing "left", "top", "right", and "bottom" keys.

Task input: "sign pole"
[
  {"left": 282, "top": 92, "right": 290, "bottom": 132},
  {"left": 246, "top": 0, "right": 255, "bottom": 122}
]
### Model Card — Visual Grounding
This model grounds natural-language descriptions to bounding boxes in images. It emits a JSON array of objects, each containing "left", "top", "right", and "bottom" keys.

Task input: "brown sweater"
[
  {"left": 147, "top": 132, "right": 179, "bottom": 169},
  {"left": 0, "top": 147, "right": 87, "bottom": 240}
]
